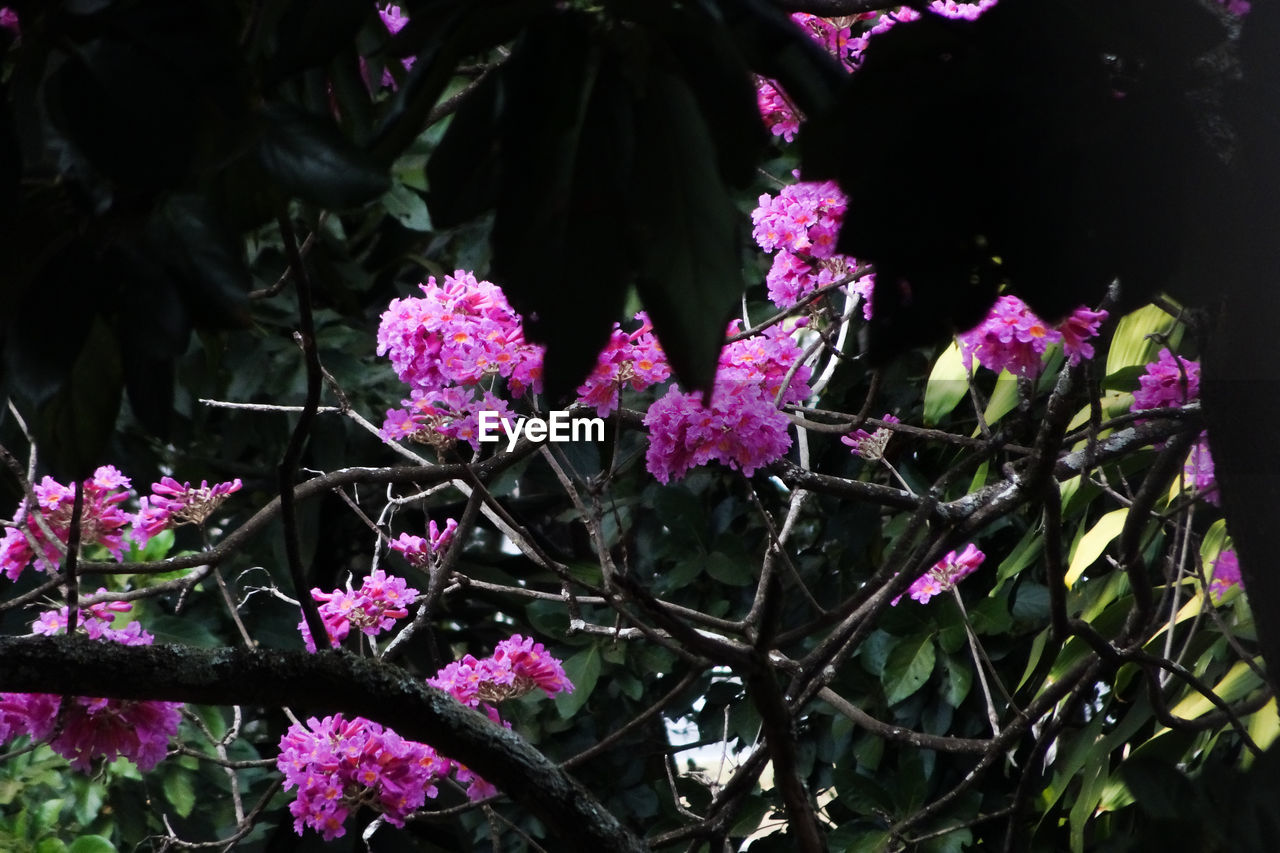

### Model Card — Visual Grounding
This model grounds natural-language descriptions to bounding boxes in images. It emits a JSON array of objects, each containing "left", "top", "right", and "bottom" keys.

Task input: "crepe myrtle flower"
[{"left": 893, "top": 544, "right": 986, "bottom": 605}]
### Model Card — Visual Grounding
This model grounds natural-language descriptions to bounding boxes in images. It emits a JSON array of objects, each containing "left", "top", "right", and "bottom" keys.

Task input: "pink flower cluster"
[
  {"left": 388, "top": 518, "right": 459, "bottom": 569},
  {"left": 1, "top": 602, "right": 181, "bottom": 772},
  {"left": 132, "top": 476, "right": 243, "bottom": 548},
  {"left": 428, "top": 634, "right": 574, "bottom": 708},
  {"left": 644, "top": 323, "right": 812, "bottom": 483},
  {"left": 893, "top": 543, "right": 986, "bottom": 605},
  {"left": 376, "top": 271, "right": 544, "bottom": 449},
  {"left": 752, "top": 178, "right": 872, "bottom": 311},
  {"left": 576, "top": 315, "right": 671, "bottom": 417},
  {"left": 298, "top": 569, "right": 420, "bottom": 652},
  {"left": 1209, "top": 549, "right": 1242, "bottom": 600},
  {"left": 842, "top": 414, "right": 900, "bottom": 461},
  {"left": 278, "top": 714, "right": 451, "bottom": 839},
  {"left": 377, "top": 5, "right": 415, "bottom": 85},
  {"left": 281, "top": 634, "right": 571, "bottom": 838},
  {"left": 1132, "top": 348, "right": 1200, "bottom": 411},
  {"left": 1, "top": 466, "right": 134, "bottom": 579},
  {"left": 957, "top": 295, "right": 1107, "bottom": 378},
  {"left": 0, "top": 7, "right": 16, "bottom": 35}
]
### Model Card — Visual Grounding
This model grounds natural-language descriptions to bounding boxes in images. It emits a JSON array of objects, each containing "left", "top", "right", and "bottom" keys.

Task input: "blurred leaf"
[
  {"left": 882, "top": 633, "right": 935, "bottom": 705},
  {"left": 923, "top": 342, "right": 969, "bottom": 425},
  {"left": 630, "top": 67, "right": 743, "bottom": 395},
  {"left": 67, "top": 838, "right": 116, "bottom": 853},
  {"left": 161, "top": 769, "right": 195, "bottom": 818},
  {"left": 256, "top": 103, "right": 390, "bottom": 209}
]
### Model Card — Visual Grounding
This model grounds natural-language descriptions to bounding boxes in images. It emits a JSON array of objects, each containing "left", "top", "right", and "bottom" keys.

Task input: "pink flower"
[
  {"left": 575, "top": 315, "right": 671, "bottom": 417},
  {"left": 893, "top": 544, "right": 986, "bottom": 605},
  {"left": 1209, "top": 549, "right": 1242, "bottom": 600},
  {"left": 278, "top": 713, "right": 449, "bottom": 838},
  {"left": 1056, "top": 305, "right": 1109, "bottom": 365},
  {"left": 1183, "top": 432, "right": 1219, "bottom": 506},
  {"left": 1132, "top": 348, "right": 1199, "bottom": 411},
  {"left": 958, "top": 295, "right": 1061, "bottom": 378},
  {"left": 3, "top": 466, "right": 136, "bottom": 578},
  {"left": 643, "top": 323, "right": 812, "bottom": 483},
  {"left": 1, "top": 603, "right": 179, "bottom": 772},
  {"left": 842, "top": 414, "right": 900, "bottom": 461},
  {"left": 298, "top": 570, "right": 420, "bottom": 652}
]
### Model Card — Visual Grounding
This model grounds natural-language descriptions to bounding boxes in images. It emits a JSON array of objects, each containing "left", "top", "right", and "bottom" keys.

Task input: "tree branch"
[{"left": 0, "top": 636, "right": 649, "bottom": 853}]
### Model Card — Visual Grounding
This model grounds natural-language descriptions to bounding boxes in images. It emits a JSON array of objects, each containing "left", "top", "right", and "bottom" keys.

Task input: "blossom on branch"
[
  {"left": 0, "top": 601, "right": 180, "bottom": 772},
  {"left": 893, "top": 543, "right": 986, "bottom": 605}
]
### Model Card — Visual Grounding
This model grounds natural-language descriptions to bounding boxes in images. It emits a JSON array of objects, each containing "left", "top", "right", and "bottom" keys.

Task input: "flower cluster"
[
  {"left": 0, "top": 7, "right": 16, "bottom": 35},
  {"left": 1, "top": 466, "right": 134, "bottom": 580},
  {"left": 278, "top": 714, "right": 451, "bottom": 839},
  {"left": 893, "top": 543, "right": 986, "bottom": 605},
  {"left": 842, "top": 414, "right": 900, "bottom": 461},
  {"left": 751, "top": 178, "right": 872, "bottom": 311},
  {"left": 388, "top": 518, "right": 459, "bottom": 569},
  {"left": 281, "top": 634, "right": 571, "bottom": 838},
  {"left": 298, "top": 569, "right": 421, "bottom": 652},
  {"left": 377, "top": 271, "right": 544, "bottom": 449},
  {"left": 33, "top": 592, "right": 153, "bottom": 646},
  {"left": 132, "top": 476, "right": 242, "bottom": 548},
  {"left": 1208, "top": 549, "right": 1242, "bottom": 601},
  {"left": 1131, "top": 348, "right": 1199, "bottom": 411},
  {"left": 576, "top": 315, "right": 670, "bottom": 417},
  {"left": 1, "top": 602, "right": 181, "bottom": 772},
  {"left": 428, "top": 634, "right": 574, "bottom": 708},
  {"left": 643, "top": 323, "right": 813, "bottom": 483},
  {"left": 958, "top": 296, "right": 1106, "bottom": 378}
]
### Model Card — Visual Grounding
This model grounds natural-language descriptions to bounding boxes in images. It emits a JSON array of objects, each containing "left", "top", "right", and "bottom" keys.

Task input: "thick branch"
[{"left": 0, "top": 636, "right": 648, "bottom": 853}]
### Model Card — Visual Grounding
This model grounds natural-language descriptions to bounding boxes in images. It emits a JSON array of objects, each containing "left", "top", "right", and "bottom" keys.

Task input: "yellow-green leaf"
[
  {"left": 1065, "top": 508, "right": 1128, "bottom": 587},
  {"left": 1104, "top": 304, "right": 1182, "bottom": 380},
  {"left": 923, "top": 341, "right": 970, "bottom": 425}
]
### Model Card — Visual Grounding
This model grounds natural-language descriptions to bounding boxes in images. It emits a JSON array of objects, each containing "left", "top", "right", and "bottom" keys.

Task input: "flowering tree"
[{"left": 1, "top": 2, "right": 1279, "bottom": 853}]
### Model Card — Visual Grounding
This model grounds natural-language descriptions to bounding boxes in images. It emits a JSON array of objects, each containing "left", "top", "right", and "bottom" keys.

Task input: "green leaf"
[
  {"left": 1065, "top": 508, "right": 1128, "bottom": 587},
  {"left": 256, "top": 103, "right": 390, "bottom": 209},
  {"left": 555, "top": 645, "right": 601, "bottom": 718},
  {"left": 993, "top": 526, "right": 1041, "bottom": 590},
  {"left": 882, "top": 633, "right": 936, "bottom": 705},
  {"left": 382, "top": 183, "right": 433, "bottom": 231},
  {"left": 1104, "top": 303, "right": 1182, "bottom": 380},
  {"left": 162, "top": 769, "right": 196, "bottom": 818},
  {"left": 982, "top": 369, "right": 1020, "bottom": 426},
  {"left": 941, "top": 654, "right": 973, "bottom": 707},
  {"left": 67, "top": 837, "right": 117, "bottom": 853},
  {"left": 705, "top": 551, "right": 753, "bottom": 586},
  {"left": 923, "top": 342, "right": 970, "bottom": 425},
  {"left": 35, "top": 840, "right": 68, "bottom": 853},
  {"left": 630, "top": 67, "right": 745, "bottom": 395}
]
